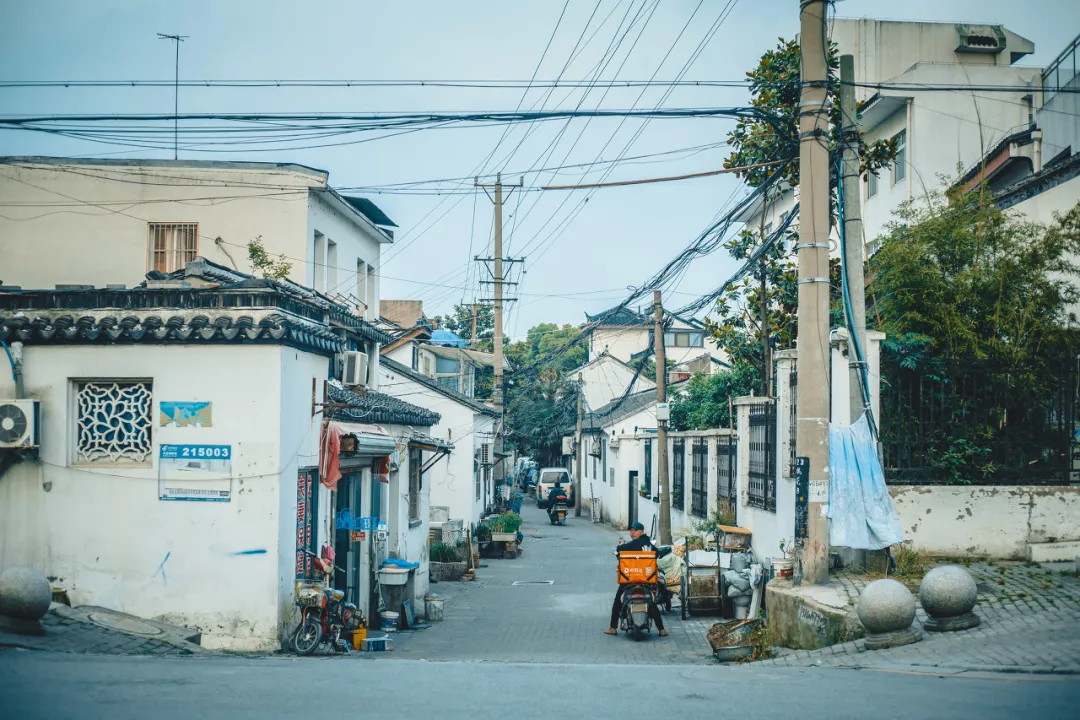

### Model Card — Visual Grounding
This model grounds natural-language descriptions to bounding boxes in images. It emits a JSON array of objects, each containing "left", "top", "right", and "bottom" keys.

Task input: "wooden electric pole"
[
  {"left": 797, "top": 0, "right": 833, "bottom": 585},
  {"left": 575, "top": 371, "right": 584, "bottom": 518},
  {"left": 839, "top": 54, "right": 869, "bottom": 423},
  {"left": 654, "top": 290, "right": 671, "bottom": 544}
]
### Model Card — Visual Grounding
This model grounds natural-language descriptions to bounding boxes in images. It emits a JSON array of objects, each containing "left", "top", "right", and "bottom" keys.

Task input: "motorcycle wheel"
[
  {"left": 293, "top": 616, "right": 323, "bottom": 655},
  {"left": 631, "top": 623, "right": 645, "bottom": 642}
]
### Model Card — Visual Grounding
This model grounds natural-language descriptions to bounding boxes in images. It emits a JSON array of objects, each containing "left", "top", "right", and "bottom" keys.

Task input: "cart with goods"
[
  {"left": 680, "top": 525, "right": 752, "bottom": 620},
  {"left": 486, "top": 512, "right": 523, "bottom": 559}
]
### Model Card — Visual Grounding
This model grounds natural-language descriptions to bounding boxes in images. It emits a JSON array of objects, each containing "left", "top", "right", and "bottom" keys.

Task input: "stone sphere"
[
  {"left": 0, "top": 566, "right": 52, "bottom": 620},
  {"left": 919, "top": 565, "right": 977, "bottom": 618},
  {"left": 857, "top": 579, "right": 916, "bottom": 634}
]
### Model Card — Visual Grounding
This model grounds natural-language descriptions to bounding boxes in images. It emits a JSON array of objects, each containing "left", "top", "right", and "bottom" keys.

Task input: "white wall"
[
  {"left": 378, "top": 363, "right": 493, "bottom": 528},
  {"left": 890, "top": 485, "right": 1080, "bottom": 559},
  {"left": 589, "top": 327, "right": 650, "bottom": 365},
  {"left": 1008, "top": 175, "right": 1080, "bottom": 225},
  {"left": 385, "top": 431, "right": 431, "bottom": 607},
  {"left": 577, "top": 355, "right": 654, "bottom": 412},
  {"left": 306, "top": 191, "right": 385, "bottom": 320},
  {"left": 0, "top": 343, "right": 324, "bottom": 651},
  {"left": 0, "top": 161, "right": 315, "bottom": 290}
]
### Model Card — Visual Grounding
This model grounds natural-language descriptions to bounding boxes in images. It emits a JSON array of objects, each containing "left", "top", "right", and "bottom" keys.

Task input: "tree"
[
  {"left": 505, "top": 323, "right": 587, "bottom": 374},
  {"left": 870, "top": 190, "right": 1080, "bottom": 482},
  {"left": 247, "top": 236, "right": 292, "bottom": 281},
  {"left": 705, "top": 37, "right": 896, "bottom": 393},
  {"left": 669, "top": 364, "right": 761, "bottom": 432},
  {"left": 433, "top": 303, "right": 494, "bottom": 349},
  {"left": 505, "top": 367, "right": 580, "bottom": 466}
]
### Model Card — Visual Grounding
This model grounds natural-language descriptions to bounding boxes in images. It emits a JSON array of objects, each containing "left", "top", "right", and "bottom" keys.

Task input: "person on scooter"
[
  {"left": 604, "top": 522, "right": 667, "bottom": 637},
  {"left": 546, "top": 482, "right": 568, "bottom": 522}
]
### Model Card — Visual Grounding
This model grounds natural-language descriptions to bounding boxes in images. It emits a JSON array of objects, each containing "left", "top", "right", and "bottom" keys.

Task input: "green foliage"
[
  {"left": 669, "top": 365, "right": 760, "bottom": 431},
  {"left": 429, "top": 542, "right": 462, "bottom": 564},
  {"left": 692, "top": 506, "right": 737, "bottom": 536},
  {"left": 724, "top": 37, "right": 898, "bottom": 188},
  {"left": 871, "top": 191, "right": 1080, "bottom": 483},
  {"left": 433, "top": 303, "right": 494, "bottom": 349},
  {"left": 247, "top": 236, "right": 293, "bottom": 281},
  {"left": 488, "top": 512, "right": 522, "bottom": 534},
  {"left": 506, "top": 323, "right": 586, "bottom": 374}
]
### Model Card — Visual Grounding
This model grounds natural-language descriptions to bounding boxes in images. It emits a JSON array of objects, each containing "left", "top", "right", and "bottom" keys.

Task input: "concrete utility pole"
[
  {"left": 575, "top": 372, "right": 584, "bottom": 518},
  {"left": 839, "top": 54, "right": 869, "bottom": 423},
  {"left": 797, "top": 0, "right": 833, "bottom": 585},
  {"left": 654, "top": 290, "right": 671, "bottom": 544},
  {"left": 475, "top": 174, "right": 523, "bottom": 486},
  {"left": 470, "top": 303, "right": 478, "bottom": 346}
]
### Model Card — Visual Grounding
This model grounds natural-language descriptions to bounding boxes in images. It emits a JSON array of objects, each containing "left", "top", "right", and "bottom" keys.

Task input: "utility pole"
[
  {"left": 470, "top": 303, "right": 479, "bottom": 346},
  {"left": 654, "top": 290, "right": 671, "bottom": 544},
  {"left": 839, "top": 54, "right": 869, "bottom": 423},
  {"left": 759, "top": 193, "right": 771, "bottom": 397},
  {"left": 157, "top": 33, "right": 187, "bottom": 160},
  {"left": 475, "top": 174, "right": 523, "bottom": 486},
  {"left": 797, "top": 0, "right": 833, "bottom": 585},
  {"left": 575, "top": 372, "right": 584, "bottom": 518}
]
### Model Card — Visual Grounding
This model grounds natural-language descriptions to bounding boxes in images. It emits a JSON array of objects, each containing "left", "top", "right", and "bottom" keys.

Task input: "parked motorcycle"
[
  {"left": 549, "top": 495, "right": 569, "bottom": 525},
  {"left": 292, "top": 550, "right": 363, "bottom": 655},
  {"left": 614, "top": 549, "right": 661, "bottom": 641}
]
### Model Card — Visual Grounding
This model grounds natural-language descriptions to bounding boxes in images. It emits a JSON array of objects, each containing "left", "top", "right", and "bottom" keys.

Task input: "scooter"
[
  {"left": 548, "top": 495, "right": 569, "bottom": 525},
  {"left": 292, "top": 550, "right": 363, "bottom": 655},
  {"left": 614, "top": 548, "right": 661, "bottom": 641}
]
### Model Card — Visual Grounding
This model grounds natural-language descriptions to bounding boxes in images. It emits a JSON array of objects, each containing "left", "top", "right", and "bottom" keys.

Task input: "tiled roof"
[
  {"left": 381, "top": 358, "right": 498, "bottom": 417},
  {"left": 583, "top": 381, "right": 689, "bottom": 431},
  {"left": 327, "top": 383, "right": 439, "bottom": 427}
]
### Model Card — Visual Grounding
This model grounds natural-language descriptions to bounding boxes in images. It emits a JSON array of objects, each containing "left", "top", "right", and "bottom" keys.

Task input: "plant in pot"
[
  {"left": 773, "top": 539, "right": 795, "bottom": 578},
  {"left": 639, "top": 485, "right": 648, "bottom": 497}
]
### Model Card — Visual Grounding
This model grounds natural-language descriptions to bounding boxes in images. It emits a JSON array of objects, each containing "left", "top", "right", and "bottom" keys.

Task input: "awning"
[{"left": 409, "top": 434, "right": 454, "bottom": 476}]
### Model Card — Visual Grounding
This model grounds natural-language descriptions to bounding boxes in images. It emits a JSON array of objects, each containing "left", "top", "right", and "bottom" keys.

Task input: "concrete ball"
[
  {"left": 0, "top": 566, "right": 52, "bottom": 621},
  {"left": 919, "top": 565, "right": 978, "bottom": 618},
  {"left": 857, "top": 579, "right": 916, "bottom": 634}
]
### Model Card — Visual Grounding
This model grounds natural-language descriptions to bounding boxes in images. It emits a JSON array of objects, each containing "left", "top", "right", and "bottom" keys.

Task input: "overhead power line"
[{"left": 540, "top": 158, "right": 785, "bottom": 190}]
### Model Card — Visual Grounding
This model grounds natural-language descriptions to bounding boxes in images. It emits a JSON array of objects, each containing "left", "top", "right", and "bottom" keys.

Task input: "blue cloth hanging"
[{"left": 828, "top": 413, "right": 903, "bottom": 550}]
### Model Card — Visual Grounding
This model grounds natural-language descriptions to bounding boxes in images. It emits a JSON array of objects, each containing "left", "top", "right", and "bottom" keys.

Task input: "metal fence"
[
  {"left": 747, "top": 402, "right": 777, "bottom": 510},
  {"left": 880, "top": 360, "right": 1077, "bottom": 485},
  {"left": 672, "top": 439, "right": 686, "bottom": 508},
  {"left": 788, "top": 369, "right": 798, "bottom": 478},
  {"left": 690, "top": 439, "right": 708, "bottom": 518},
  {"left": 717, "top": 435, "right": 737, "bottom": 500}
]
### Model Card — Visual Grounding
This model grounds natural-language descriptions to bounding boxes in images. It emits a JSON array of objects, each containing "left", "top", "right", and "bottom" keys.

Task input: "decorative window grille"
[
  {"left": 690, "top": 439, "right": 707, "bottom": 518},
  {"left": 75, "top": 381, "right": 153, "bottom": 464},
  {"left": 409, "top": 446, "right": 422, "bottom": 522},
  {"left": 672, "top": 439, "right": 685, "bottom": 509},
  {"left": 148, "top": 223, "right": 198, "bottom": 273}
]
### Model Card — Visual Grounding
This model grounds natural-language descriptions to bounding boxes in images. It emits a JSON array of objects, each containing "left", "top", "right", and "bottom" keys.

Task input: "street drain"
[{"left": 512, "top": 581, "right": 554, "bottom": 586}]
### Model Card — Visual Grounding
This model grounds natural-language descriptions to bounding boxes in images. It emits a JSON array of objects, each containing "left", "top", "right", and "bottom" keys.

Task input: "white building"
[
  {"left": 0, "top": 157, "right": 395, "bottom": 322},
  {"left": 0, "top": 261, "right": 444, "bottom": 651},
  {"left": 736, "top": 19, "right": 1040, "bottom": 253},
  {"left": 571, "top": 352, "right": 655, "bottom": 412},
  {"left": 585, "top": 305, "right": 726, "bottom": 369},
  {"left": 379, "top": 357, "right": 498, "bottom": 528}
]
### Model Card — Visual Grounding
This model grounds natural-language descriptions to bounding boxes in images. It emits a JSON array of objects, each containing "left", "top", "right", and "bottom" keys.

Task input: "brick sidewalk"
[
  {"left": 0, "top": 604, "right": 202, "bottom": 657},
  {"left": 756, "top": 562, "right": 1080, "bottom": 673}
]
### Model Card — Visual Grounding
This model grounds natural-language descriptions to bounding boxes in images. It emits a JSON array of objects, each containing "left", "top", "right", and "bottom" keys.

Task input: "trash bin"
[{"left": 425, "top": 594, "right": 444, "bottom": 621}]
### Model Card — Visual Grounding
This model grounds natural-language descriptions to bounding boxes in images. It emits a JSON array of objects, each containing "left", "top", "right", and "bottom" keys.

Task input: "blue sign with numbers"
[{"left": 160, "top": 444, "right": 232, "bottom": 460}]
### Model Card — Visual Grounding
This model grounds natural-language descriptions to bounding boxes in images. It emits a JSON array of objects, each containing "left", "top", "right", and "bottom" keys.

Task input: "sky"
[{"left": 2, "top": 0, "right": 1078, "bottom": 339}]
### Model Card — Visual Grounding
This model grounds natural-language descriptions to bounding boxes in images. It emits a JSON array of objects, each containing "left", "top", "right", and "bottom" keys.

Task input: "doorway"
[
  {"left": 627, "top": 470, "right": 639, "bottom": 527},
  {"left": 333, "top": 472, "right": 363, "bottom": 606}
]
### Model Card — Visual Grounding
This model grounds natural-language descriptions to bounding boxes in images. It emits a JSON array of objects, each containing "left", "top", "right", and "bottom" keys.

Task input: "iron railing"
[
  {"left": 672, "top": 439, "right": 686, "bottom": 510},
  {"left": 690, "top": 439, "right": 708, "bottom": 518},
  {"left": 788, "top": 369, "right": 798, "bottom": 478},
  {"left": 748, "top": 402, "right": 777, "bottom": 511}
]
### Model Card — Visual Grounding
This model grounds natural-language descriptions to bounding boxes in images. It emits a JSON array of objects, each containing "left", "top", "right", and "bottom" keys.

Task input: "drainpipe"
[
  {"left": 905, "top": 98, "right": 913, "bottom": 203},
  {"left": 1032, "top": 129, "right": 1044, "bottom": 173},
  {"left": 1, "top": 340, "right": 23, "bottom": 399}
]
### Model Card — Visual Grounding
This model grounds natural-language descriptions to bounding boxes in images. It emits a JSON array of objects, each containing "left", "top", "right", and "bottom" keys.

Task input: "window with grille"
[
  {"left": 475, "top": 462, "right": 481, "bottom": 500},
  {"left": 717, "top": 436, "right": 736, "bottom": 500},
  {"left": 644, "top": 439, "right": 653, "bottom": 498},
  {"left": 74, "top": 380, "right": 153, "bottom": 464},
  {"left": 409, "top": 446, "right": 422, "bottom": 522},
  {"left": 691, "top": 439, "right": 707, "bottom": 518},
  {"left": 672, "top": 439, "right": 685, "bottom": 510},
  {"left": 892, "top": 130, "right": 907, "bottom": 185},
  {"left": 748, "top": 402, "right": 777, "bottom": 511},
  {"left": 148, "top": 223, "right": 198, "bottom": 273}
]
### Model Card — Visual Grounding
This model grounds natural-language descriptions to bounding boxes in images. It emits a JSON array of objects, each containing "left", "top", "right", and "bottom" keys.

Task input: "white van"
[{"left": 536, "top": 467, "right": 574, "bottom": 508}]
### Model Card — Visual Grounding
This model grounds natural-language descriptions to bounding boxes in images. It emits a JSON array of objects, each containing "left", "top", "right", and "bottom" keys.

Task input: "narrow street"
[{"left": 388, "top": 502, "right": 716, "bottom": 665}]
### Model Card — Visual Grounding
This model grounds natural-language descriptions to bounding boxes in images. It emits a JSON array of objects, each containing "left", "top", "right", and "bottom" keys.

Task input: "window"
[
  {"left": 667, "top": 332, "right": 705, "bottom": 348},
  {"left": 435, "top": 357, "right": 459, "bottom": 374},
  {"left": 313, "top": 232, "right": 326, "bottom": 291},
  {"left": 475, "top": 462, "right": 481, "bottom": 500},
  {"left": 411, "top": 345, "right": 419, "bottom": 371},
  {"left": 356, "top": 260, "right": 368, "bottom": 311},
  {"left": 408, "top": 446, "right": 422, "bottom": 523},
  {"left": 663, "top": 332, "right": 675, "bottom": 347},
  {"left": 688, "top": 332, "right": 704, "bottom": 348},
  {"left": 437, "top": 376, "right": 459, "bottom": 392},
  {"left": 892, "top": 129, "right": 907, "bottom": 185},
  {"left": 644, "top": 440, "right": 652, "bottom": 497},
  {"left": 74, "top": 380, "right": 153, "bottom": 464},
  {"left": 691, "top": 440, "right": 707, "bottom": 518},
  {"left": 148, "top": 223, "right": 198, "bottom": 273},
  {"left": 326, "top": 240, "right": 338, "bottom": 294},
  {"left": 672, "top": 439, "right": 685, "bottom": 510},
  {"left": 867, "top": 171, "right": 879, "bottom": 198}
]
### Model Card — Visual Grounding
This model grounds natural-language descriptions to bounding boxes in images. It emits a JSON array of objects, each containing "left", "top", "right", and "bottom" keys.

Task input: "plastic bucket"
[
  {"left": 381, "top": 611, "right": 399, "bottom": 632},
  {"left": 425, "top": 594, "right": 444, "bottom": 622}
]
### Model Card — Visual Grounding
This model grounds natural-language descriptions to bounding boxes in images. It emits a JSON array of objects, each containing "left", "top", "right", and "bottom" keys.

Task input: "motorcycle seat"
[{"left": 329, "top": 589, "right": 345, "bottom": 602}]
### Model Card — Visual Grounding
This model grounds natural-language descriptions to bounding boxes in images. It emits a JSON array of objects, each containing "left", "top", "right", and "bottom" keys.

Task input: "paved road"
[
  {"left": 2, "top": 650, "right": 1078, "bottom": 720},
  {"left": 388, "top": 501, "right": 717, "bottom": 664}
]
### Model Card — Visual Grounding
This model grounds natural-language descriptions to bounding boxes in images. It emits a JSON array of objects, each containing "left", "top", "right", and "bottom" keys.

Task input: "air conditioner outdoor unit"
[
  {"left": 479, "top": 443, "right": 493, "bottom": 466},
  {"left": 0, "top": 399, "right": 40, "bottom": 449},
  {"left": 343, "top": 351, "right": 369, "bottom": 387}
]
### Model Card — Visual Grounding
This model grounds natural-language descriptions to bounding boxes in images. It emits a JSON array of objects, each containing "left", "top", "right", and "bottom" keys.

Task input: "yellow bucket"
[{"left": 351, "top": 625, "right": 367, "bottom": 650}]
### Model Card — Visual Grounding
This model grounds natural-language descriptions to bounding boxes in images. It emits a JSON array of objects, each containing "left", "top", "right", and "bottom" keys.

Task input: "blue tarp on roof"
[{"left": 430, "top": 329, "right": 467, "bottom": 347}]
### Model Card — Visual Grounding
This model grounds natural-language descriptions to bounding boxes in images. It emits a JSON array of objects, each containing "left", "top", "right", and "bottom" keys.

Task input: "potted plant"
[
  {"left": 639, "top": 485, "right": 648, "bottom": 497},
  {"left": 773, "top": 539, "right": 795, "bottom": 578}
]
